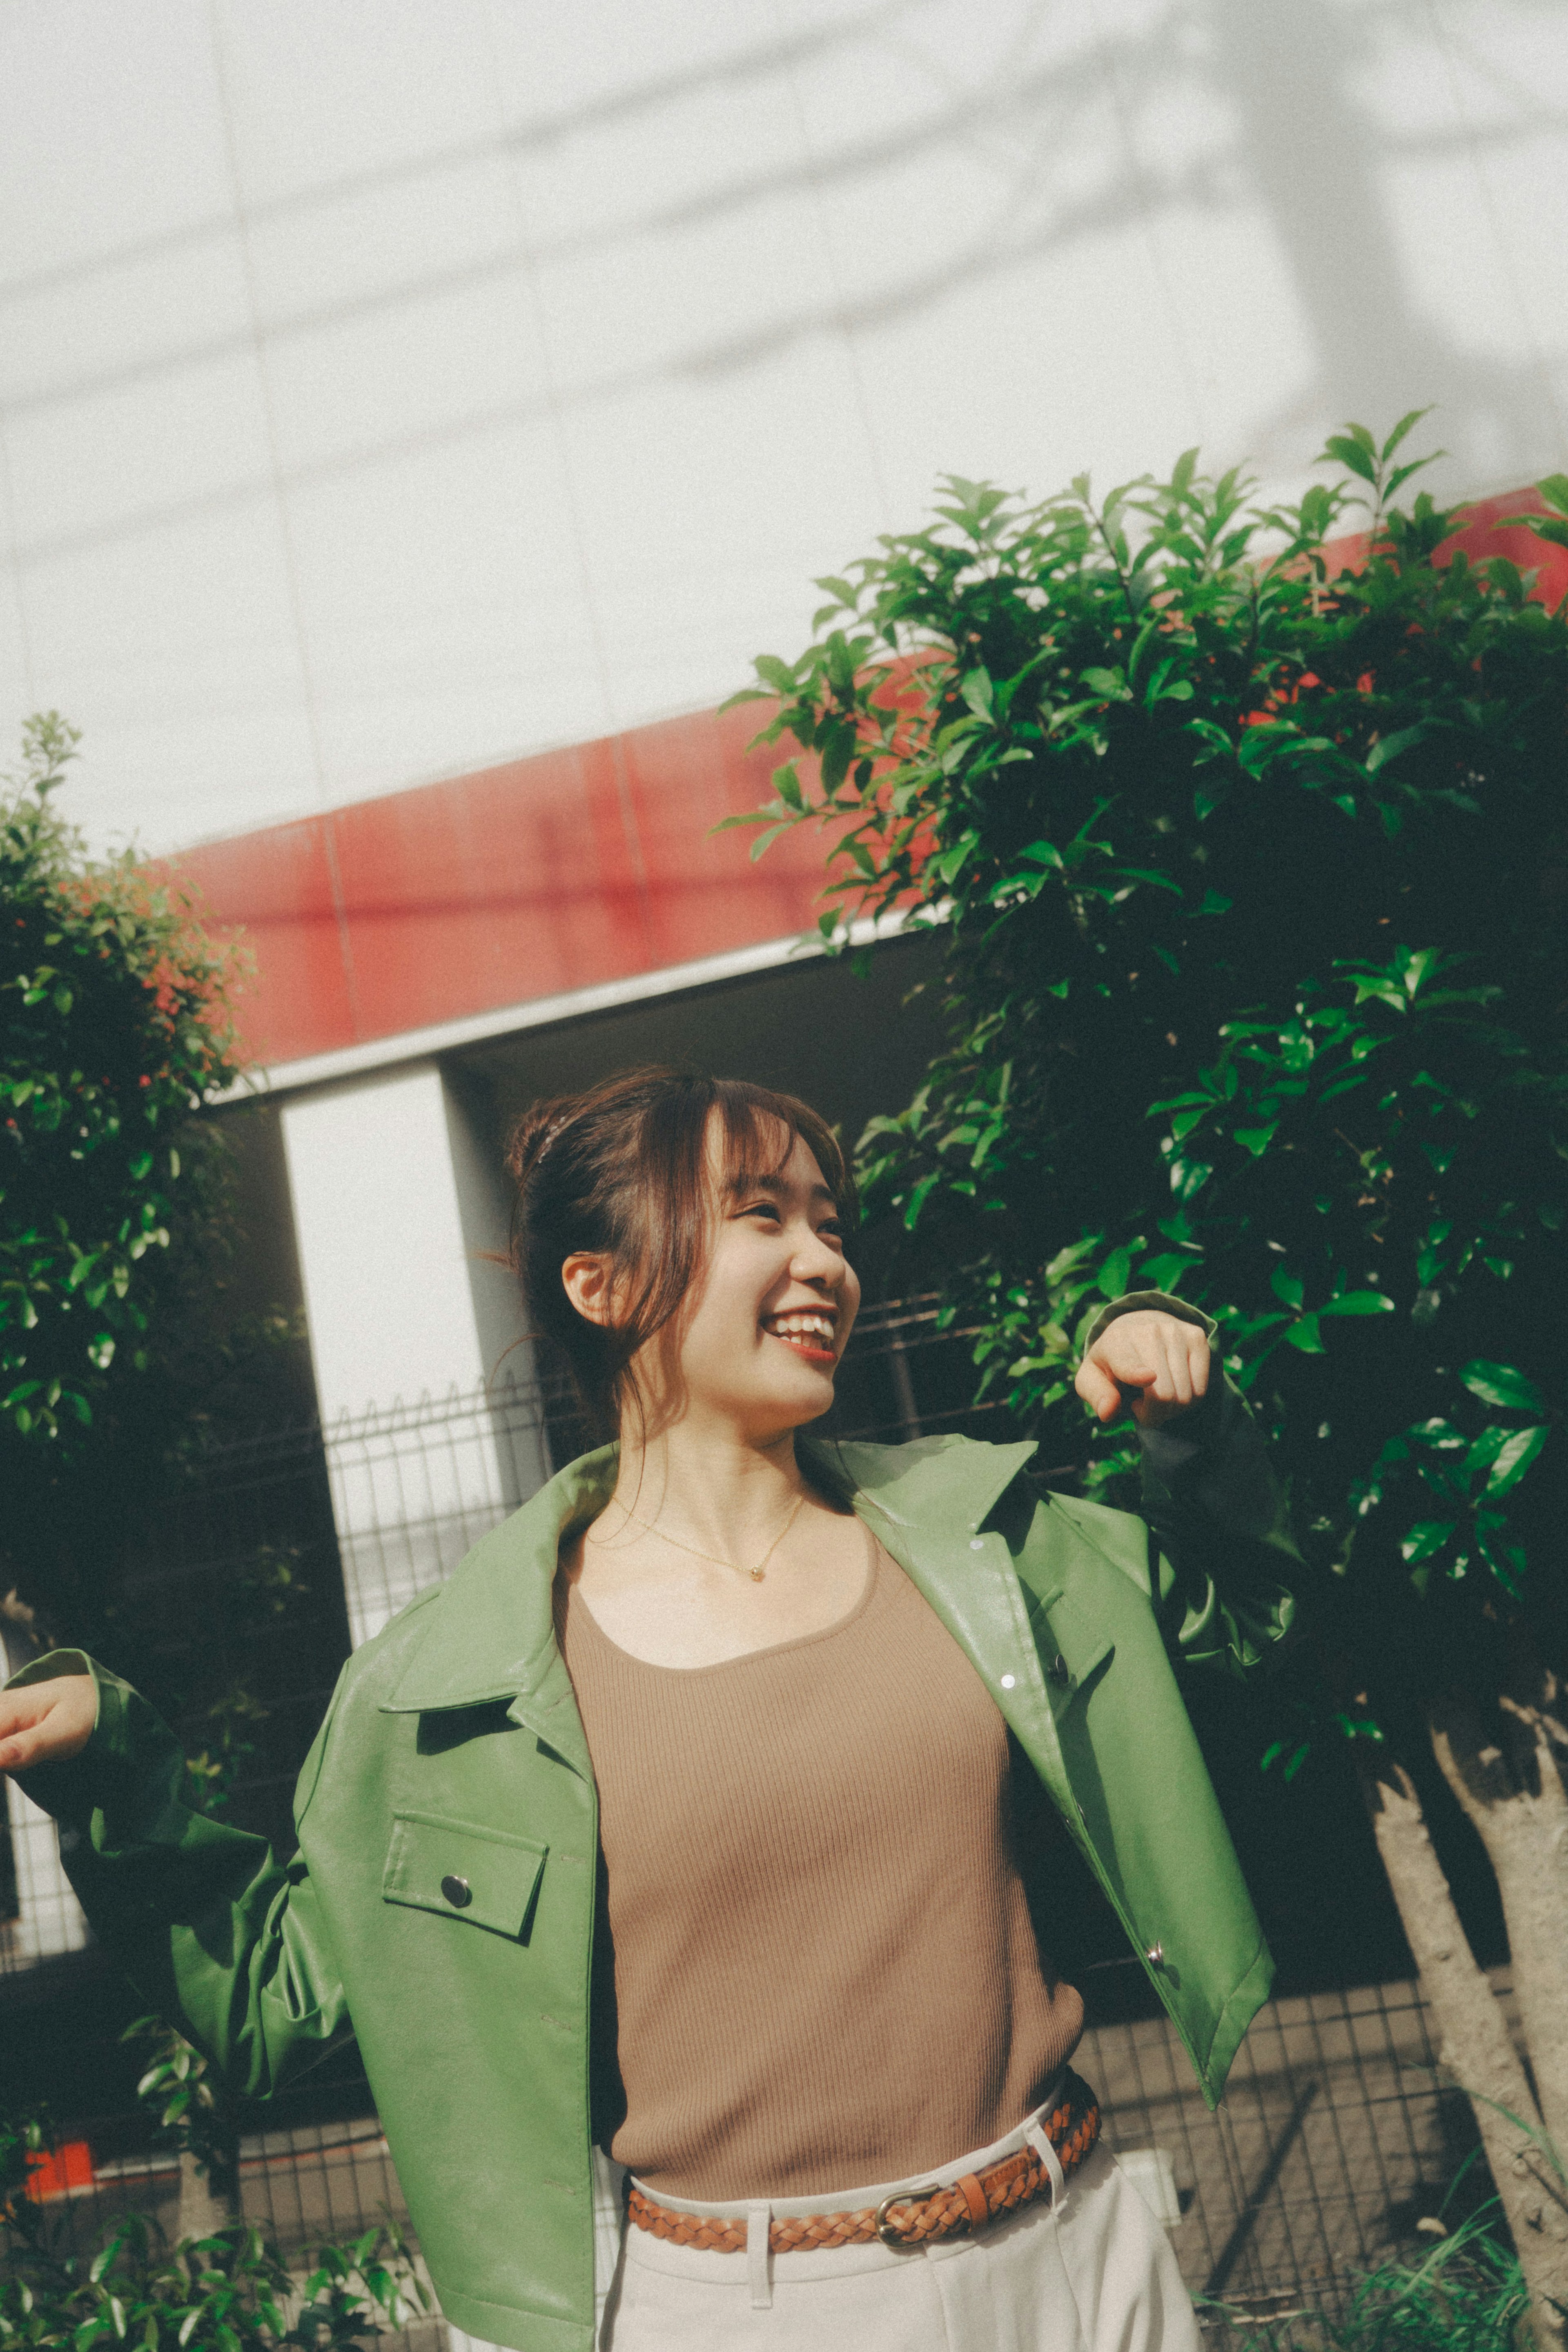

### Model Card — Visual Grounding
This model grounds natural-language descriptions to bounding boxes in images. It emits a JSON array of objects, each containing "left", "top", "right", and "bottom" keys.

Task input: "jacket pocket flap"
[
  {"left": 1037, "top": 1590, "right": 1114, "bottom": 1699},
  {"left": 382, "top": 1810, "right": 548, "bottom": 1940}
]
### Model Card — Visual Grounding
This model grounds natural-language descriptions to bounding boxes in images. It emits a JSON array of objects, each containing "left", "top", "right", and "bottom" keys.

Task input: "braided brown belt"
[{"left": 626, "top": 2069, "right": 1102, "bottom": 2256}]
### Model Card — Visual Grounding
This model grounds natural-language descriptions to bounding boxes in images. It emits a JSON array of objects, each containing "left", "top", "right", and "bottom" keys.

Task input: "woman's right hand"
[{"left": 0, "top": 1674, "right": 96, "bottom": 1775}]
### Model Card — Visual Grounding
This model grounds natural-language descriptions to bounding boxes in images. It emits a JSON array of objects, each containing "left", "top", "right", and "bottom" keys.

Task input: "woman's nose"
[{"left": 792, "top": 1224, "right": 844, "bottom": 1282}]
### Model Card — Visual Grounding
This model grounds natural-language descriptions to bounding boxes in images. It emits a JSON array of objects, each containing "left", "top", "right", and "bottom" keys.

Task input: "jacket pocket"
[{"left": 381, "top": 1810, "right": 548, "bottom": 1942}]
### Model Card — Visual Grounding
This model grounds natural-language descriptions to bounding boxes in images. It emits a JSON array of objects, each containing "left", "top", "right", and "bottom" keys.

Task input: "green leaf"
[
  {"left": 1233, "top": 1122, "right": 1277, "bottom": 1157},
  {"left": 824, "top": 630, "right": 857, "bottom": 691},
  {"left": 818, "top": 720, "right": 857, "bottom": 796},
  {"left": 1167, "top": 1154, "right": 1213, "bottom": 1202},
  {"left": 1364, "top": 722, "right": 1432, "bottom": 776},
  {"left": 1270, "top": 1265, "right": 1304, "bottom": 1310},
  {"left": 1323, "top": 433, "right": 1378, "bottom": 484},
  {"left": 903, "top": 1171, "right": 942, "bottom": 1231},
  {"left": 1459, "top": 1359, "right": 1545, "bottom": 1413},
  {"left": 1285, "top": 1313, "right": 1325, "bottom": 1353},
  {"left": 1044, "top": 1236, "right": 1100, "bottom": 1286},
  {"left": 1486, "top": 1425, "right": 1549, "bottom": 1496},
  {"left": 1096, "top": 1243, "right": 1137, "bottom": 1300},
  {"left": 1401, "top": 1520, "right": 1455, "bottom": 1565},
  {"left": 1138, "top": 1252, "right": 1195, "bottom": 1290},
  {"left": 1380, "top": 406, "right": 1432, "bottom": 461},
  {"left": 1318, "top": 1290, "right": 1395, "bottom": 1316}
]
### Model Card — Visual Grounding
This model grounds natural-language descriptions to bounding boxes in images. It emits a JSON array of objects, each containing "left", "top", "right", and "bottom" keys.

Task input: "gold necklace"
[{"left": 623, "top": 1490, "right": 807, "bottom": 1583}]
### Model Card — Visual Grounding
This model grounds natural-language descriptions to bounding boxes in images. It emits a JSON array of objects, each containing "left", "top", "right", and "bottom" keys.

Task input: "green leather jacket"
[{"left": 13, "top": 1316, "right": 1297, "bottom": 2352}]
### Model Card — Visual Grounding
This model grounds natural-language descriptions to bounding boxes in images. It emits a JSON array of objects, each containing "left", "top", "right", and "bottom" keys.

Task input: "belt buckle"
[{"left": 874, "top": 2185, "right": 941, "bottom": 2249}]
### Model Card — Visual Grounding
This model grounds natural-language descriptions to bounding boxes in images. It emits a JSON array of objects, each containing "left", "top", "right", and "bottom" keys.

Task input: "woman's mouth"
[{"left": 762, "top": 1310, "right": 838, "bottom": 1366}]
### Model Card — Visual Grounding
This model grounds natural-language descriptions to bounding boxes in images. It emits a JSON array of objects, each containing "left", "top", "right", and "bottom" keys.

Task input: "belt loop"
[
  {"left": 1027, "top": 2120, "right": 1068, "bottom": 2215},
  {"left": 747, "top": 2202, "right": 772, "bottom": 2309}
]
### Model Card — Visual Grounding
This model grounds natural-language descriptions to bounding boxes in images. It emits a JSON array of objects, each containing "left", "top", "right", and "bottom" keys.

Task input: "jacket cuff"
[
  {"left": 3, "top": 1650, "right": 130, "bottom": 1821},
  {"left": 1080, "top": 1289, "right": 1216, "bottom": 1355}
]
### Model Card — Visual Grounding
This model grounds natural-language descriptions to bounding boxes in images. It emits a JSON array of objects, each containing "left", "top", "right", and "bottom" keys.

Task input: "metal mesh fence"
[
  {"left": 4, "top": 1300, "right": 1493, "bottom": 2330},
  {"left": 13, "top": 1972, "right": 1476, "bottom": 2331}
]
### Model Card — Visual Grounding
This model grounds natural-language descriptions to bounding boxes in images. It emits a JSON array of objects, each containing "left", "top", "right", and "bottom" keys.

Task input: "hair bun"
[{"left": 503, "top": 1096, "right": 573, "bottom": 1189}]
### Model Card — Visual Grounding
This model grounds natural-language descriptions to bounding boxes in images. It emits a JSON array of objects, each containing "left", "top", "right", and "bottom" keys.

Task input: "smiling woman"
[
  {"left": 506, "top": 1068, "right": 860, "bottom": 1454},
  {"left": 0, "top": 1064, "right": 1299, "bottom": 2352}
]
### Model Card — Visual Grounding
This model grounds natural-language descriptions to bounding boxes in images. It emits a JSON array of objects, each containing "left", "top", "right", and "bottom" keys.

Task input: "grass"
[{"left": 1201, "top": 2214, "right": 1532, "bottom": 2352}]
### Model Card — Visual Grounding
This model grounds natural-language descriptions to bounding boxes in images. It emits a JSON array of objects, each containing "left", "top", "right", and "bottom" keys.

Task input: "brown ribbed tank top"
[{"left": 555, "top": 1527, "right": 1084, "bottom": 2200}]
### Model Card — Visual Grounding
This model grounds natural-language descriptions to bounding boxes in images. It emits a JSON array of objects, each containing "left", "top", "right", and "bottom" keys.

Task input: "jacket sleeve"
[
  {"left": 1082, "top": 1291, "right": 1301, "bottom": 1679},
  {"left": 5, "top": 1648, "right": 352, "bottom": 2098}
]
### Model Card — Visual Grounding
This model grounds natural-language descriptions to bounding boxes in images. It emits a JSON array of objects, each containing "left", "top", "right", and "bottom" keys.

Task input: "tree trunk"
[
  {"left": 1428, "top": 1667, "right": 1568, "bottom": 2174},
  {"left": 176, "top": 2146, "right": 238, "bottom": 2242},
  {"left": 1359, "top": 1748, "right": 1568, "bottom": 2351}
]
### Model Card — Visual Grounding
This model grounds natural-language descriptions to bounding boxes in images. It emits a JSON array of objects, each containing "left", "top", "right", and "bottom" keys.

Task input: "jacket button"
[
  {"left": 441, "top": 1875, "right": 473, "bottom": 1908},
  {"left": 1146, "top": 1943, "right": 1165, "bottom": 1968},
  {"left": 1047, "top": 1654, "right": 1070, "bottom": 1686}
]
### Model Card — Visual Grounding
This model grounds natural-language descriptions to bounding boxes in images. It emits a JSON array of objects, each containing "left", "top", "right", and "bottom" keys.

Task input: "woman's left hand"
[{"left": 1075, "top": 1311, "right": 1210, "bottom": 1429}]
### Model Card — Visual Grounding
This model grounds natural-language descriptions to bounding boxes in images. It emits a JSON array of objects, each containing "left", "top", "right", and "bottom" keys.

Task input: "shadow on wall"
[{"left": 11, "top": 0, "right": 1562, "bottom": 576}]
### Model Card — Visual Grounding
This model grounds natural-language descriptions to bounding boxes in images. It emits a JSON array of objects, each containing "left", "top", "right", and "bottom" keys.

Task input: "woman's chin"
[{"left": 744, "top": 1363, "right": 838, "bottom": 1433}]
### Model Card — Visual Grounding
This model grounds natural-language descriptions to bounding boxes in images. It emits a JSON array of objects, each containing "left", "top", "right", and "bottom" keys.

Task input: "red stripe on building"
[{"left": 167, "top": 493, "right": 1566, "bottom": 1072}]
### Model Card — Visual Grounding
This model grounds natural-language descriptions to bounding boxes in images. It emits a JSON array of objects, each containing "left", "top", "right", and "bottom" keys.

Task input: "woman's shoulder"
[{"left": 328, "top": 1580, "right": 449, "bottom": 1701}]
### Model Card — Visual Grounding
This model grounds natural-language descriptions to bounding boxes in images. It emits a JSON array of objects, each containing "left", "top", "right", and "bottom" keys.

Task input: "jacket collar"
[{"left": 381, "top": 1431, "right": 1040, "bottom": 1778}]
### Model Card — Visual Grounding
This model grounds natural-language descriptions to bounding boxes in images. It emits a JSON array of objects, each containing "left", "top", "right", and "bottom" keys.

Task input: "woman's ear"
[{"left": 561, "top": 1252, "right": 617, "bottom": 1328}]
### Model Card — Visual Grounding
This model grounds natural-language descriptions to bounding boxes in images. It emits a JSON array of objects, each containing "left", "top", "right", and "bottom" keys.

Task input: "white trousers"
[{"left": 592, "top": 2103, "right": 1201, "bottom": 2352}]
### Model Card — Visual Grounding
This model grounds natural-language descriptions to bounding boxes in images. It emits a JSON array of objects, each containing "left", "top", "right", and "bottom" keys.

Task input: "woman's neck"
[{"left": 608, "top": 1414, "right": 811, "bottom": 1555}]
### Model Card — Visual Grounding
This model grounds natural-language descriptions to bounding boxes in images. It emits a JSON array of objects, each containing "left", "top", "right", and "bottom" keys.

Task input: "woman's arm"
[
  {"left": 1076, "top": 1292, "right": 1301, "bottom": 1678},
  {"left": 1, "top": 1650, "right": 351, "bottom": 2098}
]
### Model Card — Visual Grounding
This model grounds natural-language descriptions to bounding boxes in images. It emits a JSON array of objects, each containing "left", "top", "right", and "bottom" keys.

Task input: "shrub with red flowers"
[
  {"left": 735, "top": 425, "right": 1568, "bottom": 2339},
  {"left": 1, "top": 714, "right": 247, "bottom": 1451}
]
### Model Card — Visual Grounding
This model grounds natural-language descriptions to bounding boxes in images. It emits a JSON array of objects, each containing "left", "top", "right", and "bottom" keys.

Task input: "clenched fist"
[
  {"left": 0, "top": 1674, "right": 96, "bottom": 1775},
  {"left": 1074, "top": 1310, "right": 1210, "bottom": 1429}
]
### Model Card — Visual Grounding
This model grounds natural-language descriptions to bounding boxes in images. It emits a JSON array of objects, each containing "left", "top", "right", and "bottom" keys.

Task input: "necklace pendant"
[{"left": 750, "top": 1567, "right": 766, "bottom": 1583}]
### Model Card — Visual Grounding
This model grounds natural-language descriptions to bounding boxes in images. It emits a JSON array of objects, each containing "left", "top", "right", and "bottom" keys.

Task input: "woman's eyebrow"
[{"left": 726, "top": 1169, "right": 836, "bottom": 1205}]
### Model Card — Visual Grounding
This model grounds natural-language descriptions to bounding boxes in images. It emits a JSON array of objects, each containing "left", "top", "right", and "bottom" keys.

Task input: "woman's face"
[{"left": 659, "top": 1123, "right": 860, "bottom": 1440}]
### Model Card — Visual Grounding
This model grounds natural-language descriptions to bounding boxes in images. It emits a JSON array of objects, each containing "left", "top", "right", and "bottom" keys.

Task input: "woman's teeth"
[{"left": 765, "top": 1314, "right": 836, "bottom": 1355}]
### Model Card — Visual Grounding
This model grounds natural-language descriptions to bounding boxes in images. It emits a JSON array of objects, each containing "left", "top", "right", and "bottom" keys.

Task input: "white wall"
[
  {"left": 279, "top": 1062, "right": 549, "bottom": 1643},
  {"left": 0, "top": 0, "right": 1562, "bottom": 862}
]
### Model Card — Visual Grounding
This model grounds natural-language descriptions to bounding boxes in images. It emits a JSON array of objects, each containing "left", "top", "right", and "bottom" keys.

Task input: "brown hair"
[{"left": 506, "top": 1066, "right": 856, "bottom": 1440}]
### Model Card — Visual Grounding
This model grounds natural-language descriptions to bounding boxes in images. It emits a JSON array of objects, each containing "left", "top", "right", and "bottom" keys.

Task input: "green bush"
[
  {"left": 0, "top": 2105, "right": 425, "bottom": 2352},
  {"left": 1, "top": 712, "right": 247, "bottom": 1452}
]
